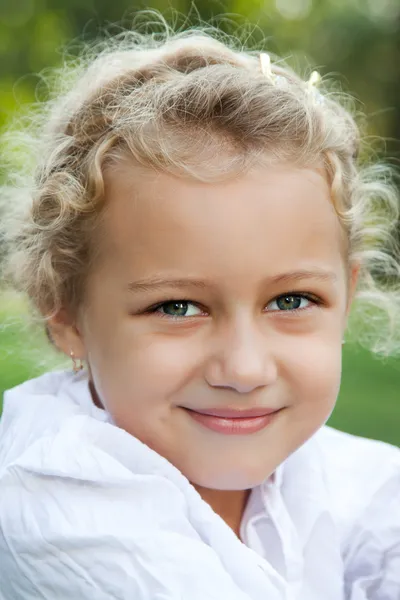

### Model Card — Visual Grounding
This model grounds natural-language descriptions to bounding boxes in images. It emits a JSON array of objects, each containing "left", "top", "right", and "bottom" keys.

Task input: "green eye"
[
  {"left": 157, "top": 301, "right": 202, "bottom": 317},
  {"left": 268, "top": 295, "right": 311, "bottom": 311}
]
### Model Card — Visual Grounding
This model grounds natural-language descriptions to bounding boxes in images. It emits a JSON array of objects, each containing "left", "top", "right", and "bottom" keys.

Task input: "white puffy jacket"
[{"left": 0, "top": 370, "right": 399, "bottom": 599}]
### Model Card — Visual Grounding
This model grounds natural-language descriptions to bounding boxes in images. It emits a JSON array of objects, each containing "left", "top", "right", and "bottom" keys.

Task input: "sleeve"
[
  {"left": 342, "top": 470, "right": 400, "bottom": 600},
  {"left": 0, "top": 461, "right": 256, "bottom": 600}
]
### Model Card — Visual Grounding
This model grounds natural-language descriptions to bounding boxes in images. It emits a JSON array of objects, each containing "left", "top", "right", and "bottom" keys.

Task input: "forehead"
[{"left": 100, "top": 161, "right": 345, "bottom": 281}]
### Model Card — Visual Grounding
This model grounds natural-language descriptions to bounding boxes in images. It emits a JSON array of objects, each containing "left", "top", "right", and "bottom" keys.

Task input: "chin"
[{"left": 187, "top": 463, "right": 274, "bottom": 491}]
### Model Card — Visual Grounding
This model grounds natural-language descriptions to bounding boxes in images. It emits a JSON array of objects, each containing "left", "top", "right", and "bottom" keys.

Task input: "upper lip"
[{"left": 185, "top": 407, "right": 281, "bottom": 418}]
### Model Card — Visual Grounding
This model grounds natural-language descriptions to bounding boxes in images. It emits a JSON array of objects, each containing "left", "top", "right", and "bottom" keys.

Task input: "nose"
[{"left": 204, "top": 319, "right": 278, "bottom": 394}]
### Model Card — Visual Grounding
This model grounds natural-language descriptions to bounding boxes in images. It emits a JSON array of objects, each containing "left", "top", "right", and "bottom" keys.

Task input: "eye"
[
  {"left": 155, "top": 301, "right": 203, "bottom": 318},
  {"left": 267, "top": 294, "right": 314, "bottom": 312}
]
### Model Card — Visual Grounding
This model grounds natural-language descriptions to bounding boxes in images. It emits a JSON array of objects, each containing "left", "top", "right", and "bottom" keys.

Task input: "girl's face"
[{"left": 66, "top": 162, "right": 358, "bottom": 490}]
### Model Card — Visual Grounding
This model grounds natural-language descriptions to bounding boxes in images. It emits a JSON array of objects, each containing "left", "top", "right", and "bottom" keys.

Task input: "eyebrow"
[
  {"left": 127, "top": 278, "right": 208, "bottom": 293},
  {"left": 127, "top": 269, "right": 337, "bottom": 294}
]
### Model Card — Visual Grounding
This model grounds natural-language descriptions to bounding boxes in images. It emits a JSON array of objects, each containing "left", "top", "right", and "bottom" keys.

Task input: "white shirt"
[{"left": 0, "top": 370, "right": 399, "bottom": 600}]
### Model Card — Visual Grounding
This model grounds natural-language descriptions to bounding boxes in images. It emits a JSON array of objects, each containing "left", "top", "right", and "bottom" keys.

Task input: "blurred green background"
[{"left": 0, "top": 0, "right": 399, "bottom": 445}]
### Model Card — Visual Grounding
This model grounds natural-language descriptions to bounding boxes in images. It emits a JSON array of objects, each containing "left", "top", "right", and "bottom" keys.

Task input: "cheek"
[
  {"left": 287, "top": 337, "right": 342, "bottom": 420},
  {"left": 85, "top": 327, "right": 202, "bottom": 413}
]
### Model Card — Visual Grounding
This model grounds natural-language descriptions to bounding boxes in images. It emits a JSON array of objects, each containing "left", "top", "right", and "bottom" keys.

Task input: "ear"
[
  {"left": 47, "top": 308, "right": 86, "bottom": 360},
  {"left": 345, "top": 260, "right": 361, "bottom": 318}
]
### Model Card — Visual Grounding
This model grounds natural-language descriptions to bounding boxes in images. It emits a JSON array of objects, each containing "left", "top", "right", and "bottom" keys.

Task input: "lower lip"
[{"left": 184, "top": 409, "right": 281, "bottom": 435}]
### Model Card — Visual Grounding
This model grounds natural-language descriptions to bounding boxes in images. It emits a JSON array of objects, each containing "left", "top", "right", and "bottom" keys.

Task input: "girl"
[{"left": 0, "top": 22, "right": 399, "bottom": 600}]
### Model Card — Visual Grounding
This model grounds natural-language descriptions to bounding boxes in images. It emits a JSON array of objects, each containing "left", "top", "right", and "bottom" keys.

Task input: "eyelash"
[{"left": 143, "top": 292, "right": 323, "bottom": 319}]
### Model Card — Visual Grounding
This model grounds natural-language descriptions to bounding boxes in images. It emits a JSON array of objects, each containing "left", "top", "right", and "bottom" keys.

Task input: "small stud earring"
[
  {"left": 342, "top": 340, "right": 346, "bottom": 345},
  {"left": 70, "top": 350, "right": 84, "bottom": 373}
]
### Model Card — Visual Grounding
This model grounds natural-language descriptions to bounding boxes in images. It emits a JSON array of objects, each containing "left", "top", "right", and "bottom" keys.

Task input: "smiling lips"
[{"left": 184, "top": 406, "right": 282, "bottom": 435}]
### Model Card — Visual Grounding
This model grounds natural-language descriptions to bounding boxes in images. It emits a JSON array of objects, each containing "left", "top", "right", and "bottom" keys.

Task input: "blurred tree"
[
  {"left": 0, "top": 0, "right": 399, "bottom": 141},
  {"left": 0, "top": 0, "right": 399, "bottom": 158}
]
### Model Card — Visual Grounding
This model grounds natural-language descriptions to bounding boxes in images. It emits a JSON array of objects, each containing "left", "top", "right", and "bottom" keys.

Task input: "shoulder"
[
  {"left": 314, "top": 427, "right": 400, "bottom": 598},
  {"left": 313, "top": 426, "right": 400, "bottom": 534},
  {"left": 315, "top": 425, "right": 400, "bottom": 488},
  {"left": 0, "top": 369, "right": 108, "bottom": 471},
  {"left": 315, "top": 424, "right": 400, "bottom": 480}
]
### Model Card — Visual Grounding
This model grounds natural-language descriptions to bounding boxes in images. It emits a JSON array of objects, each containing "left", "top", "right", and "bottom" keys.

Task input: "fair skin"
[{"left": 50, "top": 160, "right": 359, "bottom": 537}]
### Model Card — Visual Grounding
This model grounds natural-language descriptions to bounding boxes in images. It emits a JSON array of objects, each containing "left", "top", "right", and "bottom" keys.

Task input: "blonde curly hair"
[{"left": 1, "top": 18, "right": 399, "bottom": 355}]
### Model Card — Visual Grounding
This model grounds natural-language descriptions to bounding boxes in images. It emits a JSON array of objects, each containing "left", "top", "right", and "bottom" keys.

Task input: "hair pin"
[
  {"left": 259, "top": 52, "right": 275, "bottom": 84},
  {"left": 307, "top": 70, "right": 324, "bottom": 105},
  {"left": 307, "top": 70, "right": 321, "bottom": 89},
  {"left": 259, "top": 53, "right": 291, "bottom": 89}
]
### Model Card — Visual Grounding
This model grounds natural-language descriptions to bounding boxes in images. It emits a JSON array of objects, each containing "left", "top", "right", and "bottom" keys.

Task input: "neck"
[{"left": 193, "top": 485, "right": 251, "bottom": 539}]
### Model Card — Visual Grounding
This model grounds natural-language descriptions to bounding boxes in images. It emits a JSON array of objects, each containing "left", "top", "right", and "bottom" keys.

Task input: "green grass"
[
  {"left": 1, "top": 292, "right": 399, "bottom": 447},
  {"left": 0, "top": 291, "right": 64, "bottom": 400},
  {"left": 329, "top": 345, "right": 400, "bottom": 446}
]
